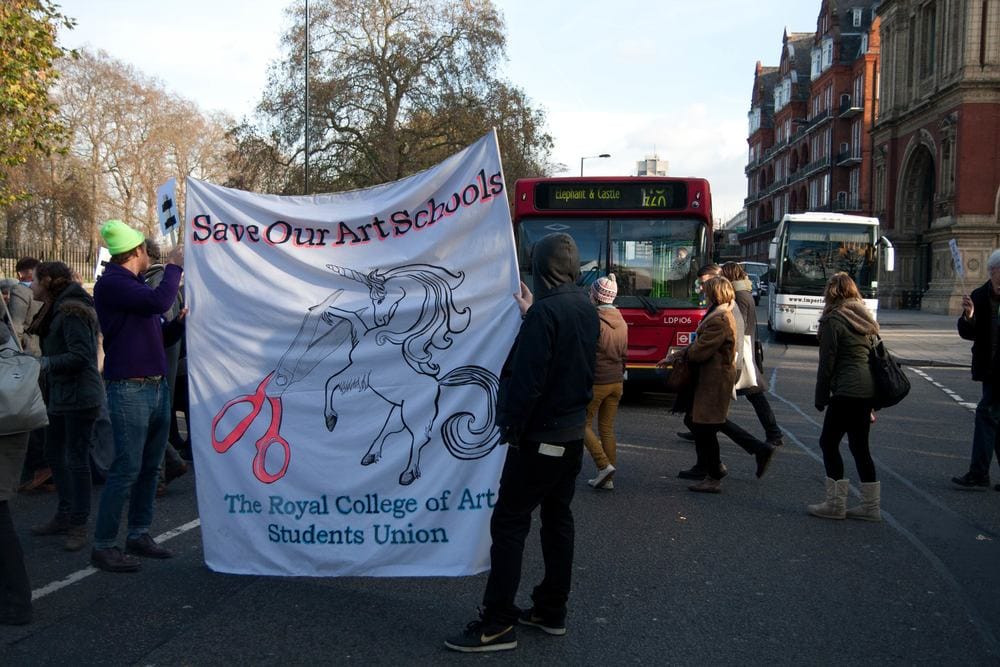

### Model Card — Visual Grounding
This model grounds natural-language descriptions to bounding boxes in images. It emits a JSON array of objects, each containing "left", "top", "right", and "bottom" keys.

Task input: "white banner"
[{"left": 185, "top": 132, "right": 518, "bottom": 576}]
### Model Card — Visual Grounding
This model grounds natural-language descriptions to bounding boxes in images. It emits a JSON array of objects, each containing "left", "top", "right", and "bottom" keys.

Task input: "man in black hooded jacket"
[{"left": 446, "top": 233, "right": 599, "bottom": 652}]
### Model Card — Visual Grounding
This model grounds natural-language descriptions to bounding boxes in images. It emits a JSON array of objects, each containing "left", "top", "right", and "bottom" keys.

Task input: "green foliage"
[{"left": 0, "top": 0, "right": 75, "bottom": 206}]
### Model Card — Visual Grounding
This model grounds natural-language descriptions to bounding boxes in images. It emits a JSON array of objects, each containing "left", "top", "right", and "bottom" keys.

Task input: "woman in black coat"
[{"left": 27, "top": 262, "right": 104, "bottom": 551}]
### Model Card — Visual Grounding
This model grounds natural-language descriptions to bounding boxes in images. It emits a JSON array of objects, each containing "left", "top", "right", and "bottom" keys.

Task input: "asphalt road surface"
[{"left": 3, "top": 306, "right": 999, "bottom": 665}]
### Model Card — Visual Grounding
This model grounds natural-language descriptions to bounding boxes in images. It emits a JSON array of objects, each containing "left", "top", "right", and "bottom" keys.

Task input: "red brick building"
[
  {"left": 872, "top": 0, "right": 1000, "bottom": 313},
  {"left": 742, "top": 1, "right": 882, "bottom": 263}
]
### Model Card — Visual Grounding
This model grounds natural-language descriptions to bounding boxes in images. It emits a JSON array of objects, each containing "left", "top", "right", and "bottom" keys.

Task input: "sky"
[{"left": 53, "top": 0, "right": 824, "bottom": 223}]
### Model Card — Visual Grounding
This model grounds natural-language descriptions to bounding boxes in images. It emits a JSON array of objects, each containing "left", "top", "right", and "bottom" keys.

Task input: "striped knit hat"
[{"left": 591, "top": 273, "right": 618, "bottom": 304}]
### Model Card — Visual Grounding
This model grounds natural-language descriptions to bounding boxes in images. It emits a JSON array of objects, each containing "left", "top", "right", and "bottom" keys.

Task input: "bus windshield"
[
  {"left": 780, "top": 222, "right": 876, "bottom": 294},
  {"left": 516, "top": 217, "right": 706, "bottom": 309}
]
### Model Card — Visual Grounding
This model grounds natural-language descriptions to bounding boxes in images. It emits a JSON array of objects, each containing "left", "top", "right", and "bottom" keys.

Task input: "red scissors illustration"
[{"left": 211, "top": 372, "right": 291, "bottom": 484}]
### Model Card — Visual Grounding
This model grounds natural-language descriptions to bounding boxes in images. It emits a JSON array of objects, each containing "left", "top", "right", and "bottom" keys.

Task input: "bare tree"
[{"left": 255, "top": 0, "right": 553, "bottom": 192}]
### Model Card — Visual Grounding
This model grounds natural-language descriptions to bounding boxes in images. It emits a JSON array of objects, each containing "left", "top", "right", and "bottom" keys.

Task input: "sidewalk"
[{"left": 878, "top": 308, "right": 970, "bottom": 368}]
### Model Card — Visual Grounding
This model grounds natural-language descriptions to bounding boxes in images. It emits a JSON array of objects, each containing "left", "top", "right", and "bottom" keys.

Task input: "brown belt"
[{"left": 124, "top": 375, "right": 163, "bottom": 382}]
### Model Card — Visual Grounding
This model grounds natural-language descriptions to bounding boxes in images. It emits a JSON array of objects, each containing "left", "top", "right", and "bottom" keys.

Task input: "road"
[{"left": 3, "top": 302, "right": 999, "bottom": 665}]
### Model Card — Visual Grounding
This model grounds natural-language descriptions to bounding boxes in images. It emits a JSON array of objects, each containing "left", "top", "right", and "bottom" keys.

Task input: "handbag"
[
  {"left": 734, "top": 333, "right": 758, "bottom": 391},
  {"left": 663, "top": 355, "right": 692, "bottom": 393},
  {"left": 868, "top": 334, "right": 910, "bottom": 409},
  {"left": 0, "top": 297, "right": 49, "bottom": 435}
]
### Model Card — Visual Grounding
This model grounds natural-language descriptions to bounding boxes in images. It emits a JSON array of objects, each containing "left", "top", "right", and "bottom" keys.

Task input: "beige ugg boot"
[
  {"left": 807, "top": 478, "right": 848, "bottom": 519},
  {"left": 846, "top": 481, "right": 881, "bottom": 521}
]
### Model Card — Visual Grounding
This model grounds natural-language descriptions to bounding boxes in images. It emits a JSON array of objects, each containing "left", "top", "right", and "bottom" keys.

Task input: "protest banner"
[{"left": 185, "top": 131, "right": 518, "bottom": 576}]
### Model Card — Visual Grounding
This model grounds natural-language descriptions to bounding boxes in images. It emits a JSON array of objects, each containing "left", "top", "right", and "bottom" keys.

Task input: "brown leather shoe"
[
  {"left": 64, "top": 524, "right": 89, "bottom": 552},
  {"left": 18, "top": 468, "right": 52, "bottom": 493},
  {"left": 125, "top": 533, "right": 173, "bottom": 559},
  {"left": 688, "top": 477, "right": 722, "bottom": 493},
  {"left": 164, "top": 460, "right": 188, "bottom": 483},
  {"left": 90, "top": 546, "right": 141, "bottom": 573},
  {"left": 31, "top": 513, "right": 70, "bottom": 536}
]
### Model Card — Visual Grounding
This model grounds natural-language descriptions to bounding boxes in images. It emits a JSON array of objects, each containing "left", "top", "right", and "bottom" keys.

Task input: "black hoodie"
[{"left": 496, "top": 233, "right": 600, "bottom": 444}]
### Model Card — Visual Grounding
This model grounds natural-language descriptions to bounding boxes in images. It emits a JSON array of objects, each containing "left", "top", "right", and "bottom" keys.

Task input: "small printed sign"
[
  {"left": 948, "top": 239, "right": 965, "bottom": 278},
  {"left": 93, "top": 246, "right": 111, "bottom": 280},
  {"left": 156, "top": 177, "right": 179, "bottom": 237},
  {"left": 677, "top": 331, "right": 697, "bottom": 345}
]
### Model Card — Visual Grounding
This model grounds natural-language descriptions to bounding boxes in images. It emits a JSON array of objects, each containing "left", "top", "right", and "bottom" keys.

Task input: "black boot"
[{"left": 0, "top": 501, "right": 33, "bottom": 625}]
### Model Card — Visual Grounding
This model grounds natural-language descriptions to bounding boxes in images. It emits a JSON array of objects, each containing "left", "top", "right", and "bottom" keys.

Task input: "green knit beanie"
[{"left": 100, "top": 219, "right": 145, "bottom": 255}]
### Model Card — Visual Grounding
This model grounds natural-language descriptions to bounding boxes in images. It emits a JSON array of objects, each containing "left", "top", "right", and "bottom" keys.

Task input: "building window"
[
  {"left": 853, "top": 74, "right": 864, "bottom": 106},
  {"left": 811, "top": 47, "right": 822, "bottom": 80},
  {"left": 748, "top": 107, "right": 761, "bottom": 134},
  {"left": 849, "top": 168, "right": 860, "bottom": 209},
  {"left": 809, "top": 179, "right": 819, "bottom": 208},
  {"left": 921, "top": 2, "right": 937, "bottom": 79},
  {"left": 824, "top": 85, "right": 832, "bottom": 111},
  {"left": 822, "top": 37, "right": 834, "bottom": 70},
  {"left": 853, "top": 7, "right": 863, "bottom": 28},
  {"left": 822, "top": 173, "right": 831, "bottom": 206}
]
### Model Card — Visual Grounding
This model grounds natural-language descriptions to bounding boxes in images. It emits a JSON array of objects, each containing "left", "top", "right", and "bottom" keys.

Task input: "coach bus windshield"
[
  {"left": 516, "top": 218, "right": 706, "bottom": 309},
  {"left": 779, "top": 222, "right": 876, "bottom": 295}
]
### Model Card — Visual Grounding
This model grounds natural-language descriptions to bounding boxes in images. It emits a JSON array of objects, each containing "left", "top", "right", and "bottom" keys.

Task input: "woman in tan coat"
[
  {"left": 584, "top": 274, "right": 628, "bottom": 490},
  {"left": 660, "top": 276, "right": 739, "bottom": 493}
]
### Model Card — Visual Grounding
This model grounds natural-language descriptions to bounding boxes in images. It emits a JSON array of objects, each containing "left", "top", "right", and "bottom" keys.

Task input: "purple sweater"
[{"left": 94, "top": 262, "right": 182, "bottom": 381}]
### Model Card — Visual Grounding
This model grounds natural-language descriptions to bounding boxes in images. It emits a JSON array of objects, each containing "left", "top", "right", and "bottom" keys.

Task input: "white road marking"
[
  {"left": 911, "top": 368, "right": 975, "bottom": 412},
  {"left": 768, "top": 371, "right": 998, "bottom": 653},
  {"left": 31, "top": 519, "right": 201, "bottom": 601}
]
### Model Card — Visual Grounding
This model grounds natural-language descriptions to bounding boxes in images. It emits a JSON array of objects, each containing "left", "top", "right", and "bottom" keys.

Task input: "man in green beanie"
[{"left": 90, "top": 220, "right": 186, "bottom": 573}]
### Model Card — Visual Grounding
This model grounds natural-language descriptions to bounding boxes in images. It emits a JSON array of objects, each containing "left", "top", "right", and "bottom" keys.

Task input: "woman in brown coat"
[{"left": 660, "top": 276, "right": 739, "bottom": 493}]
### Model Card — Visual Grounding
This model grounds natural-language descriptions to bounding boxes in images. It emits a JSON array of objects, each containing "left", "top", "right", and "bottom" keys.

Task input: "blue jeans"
[
  {"left": 93, "top": 378, "right": 171, "bottom": 549},
  {"left": 970, "top": 381, "right": 1000, "bottom": 479}
]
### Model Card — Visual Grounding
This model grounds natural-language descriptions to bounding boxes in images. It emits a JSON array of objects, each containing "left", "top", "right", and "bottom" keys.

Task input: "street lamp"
[{"left": 580, "top": 153, "right": 611, "bottom": 176}]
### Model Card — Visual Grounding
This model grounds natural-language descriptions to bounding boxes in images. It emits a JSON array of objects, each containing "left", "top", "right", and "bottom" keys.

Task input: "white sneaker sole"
[{"left": 518, "top": 617, "right": 567, "bottom": 636}]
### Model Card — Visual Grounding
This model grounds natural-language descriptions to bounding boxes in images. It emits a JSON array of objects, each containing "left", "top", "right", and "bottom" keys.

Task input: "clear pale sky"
[{"left": 54, "top": 0, "right": 825, "bottom": 222}]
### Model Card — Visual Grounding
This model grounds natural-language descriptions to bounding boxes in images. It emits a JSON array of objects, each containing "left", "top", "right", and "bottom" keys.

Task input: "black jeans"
[
  {"left": 44, "top": 412, "right": 96, "bottom": 525},
  {"left": 745, "top": 391, "right": 782, "bottom": 442},
  {"left": 684, "top": 413, "right": 766, "bottom": 459},
  {"left": 0, "top": 500, "right": 32, "bottom": 624},
  {"left": 819, "top": 396, "right": 876, "bottom": 482},
  {"left": 482, "top": 440, "right": 583, "bottom": 626}
]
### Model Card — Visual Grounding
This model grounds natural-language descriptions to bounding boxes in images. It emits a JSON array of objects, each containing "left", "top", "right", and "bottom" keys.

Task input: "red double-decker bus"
[{"left": 512, "top": 176, "right": 713, "bottom": 382}]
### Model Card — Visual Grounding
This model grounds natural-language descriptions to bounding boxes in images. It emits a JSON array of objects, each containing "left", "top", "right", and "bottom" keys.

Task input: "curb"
[{"left": 892, "top": 356, "right": 970, "bottom": 369}]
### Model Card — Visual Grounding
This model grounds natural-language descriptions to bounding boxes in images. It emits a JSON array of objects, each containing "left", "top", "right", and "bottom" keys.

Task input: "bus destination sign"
[{"left": 534, "top": 181, "right": 688, "bottom": 211}]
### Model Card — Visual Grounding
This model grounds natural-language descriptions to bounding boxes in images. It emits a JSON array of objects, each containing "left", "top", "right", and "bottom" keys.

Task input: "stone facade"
[
  {"left": 742, "top": 1, "right": 882, "bottom": 264},
  {"left": 873, "top": 0, "right": 1000, "bottom": 314}
]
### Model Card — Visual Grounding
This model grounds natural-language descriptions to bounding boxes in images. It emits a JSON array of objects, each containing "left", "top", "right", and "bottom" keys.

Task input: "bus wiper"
[{"left": 637, "top": 295, "right": 660, "bottom": 316}]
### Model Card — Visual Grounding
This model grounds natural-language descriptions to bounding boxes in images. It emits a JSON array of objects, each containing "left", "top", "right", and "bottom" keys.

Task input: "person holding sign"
[
  {"left": 90, "top": 220, "right": 186, "bottom": 573},
  {"left": 445, "top": 233, "right": 599, "bottom": 653},
  {"left": 953, "top": 249, "right": 1000, "bottom": 491}
]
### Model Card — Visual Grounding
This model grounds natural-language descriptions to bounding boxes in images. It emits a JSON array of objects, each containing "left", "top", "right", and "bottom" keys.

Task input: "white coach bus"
[{"left": 767, "top": 212, "right": 894, "bottom": 336}]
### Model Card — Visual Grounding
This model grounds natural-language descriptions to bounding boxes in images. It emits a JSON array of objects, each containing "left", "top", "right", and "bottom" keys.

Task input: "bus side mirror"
[
  {"left": 880, "top": 236, "right": 895, "bottom": 272},
  {"left": 767, "top": 240, "right": 777, "bottom": 262}
]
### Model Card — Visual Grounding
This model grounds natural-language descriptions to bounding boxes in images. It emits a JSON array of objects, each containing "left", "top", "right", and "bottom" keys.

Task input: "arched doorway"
[{"left": 899, "top": 144, "right": 936, "bottom": 291}]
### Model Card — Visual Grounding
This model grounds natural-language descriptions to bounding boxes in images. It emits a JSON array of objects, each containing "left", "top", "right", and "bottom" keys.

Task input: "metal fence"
[{"left": 0, "top": 241, "right": 100, "bottom": 283}]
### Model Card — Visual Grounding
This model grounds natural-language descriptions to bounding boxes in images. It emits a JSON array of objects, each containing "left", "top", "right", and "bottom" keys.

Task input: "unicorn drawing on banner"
[{"left": 211, "top": 263, "right": 501, "bottom": 485}]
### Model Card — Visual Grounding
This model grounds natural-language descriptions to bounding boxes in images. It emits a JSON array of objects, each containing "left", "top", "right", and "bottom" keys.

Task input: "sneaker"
[
  {"left": 952, "top": 472, "right": 990, "bottom": 490},
  {"left": 765, "top": 437, "right": 784, "bottom": 448},
  {"left": 676, "top": 431, "right": 695, "bottom": 441},
  {"left": 444, "top": 619, "right": 517, "bottom": 652},
  {"left": 518, "top": 608, "right": 567, "bottom": 636},
  {"left": 587, "top": 464, "right": 616, "bottom": 489},
  {"left": 90, "top": 546, "right": 141, "bottom": 573},
  {"left": 603, "top": 480, "right": 614, "bottom": 490}
]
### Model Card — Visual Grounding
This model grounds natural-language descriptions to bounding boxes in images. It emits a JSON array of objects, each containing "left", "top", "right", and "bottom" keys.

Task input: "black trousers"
[
  {"left": 482, "top": 440, "right": 583, "bottom": 626},
  {"left": 684, "top": 413, "right": 766, "bottom": 459},
  {"left": 746, "top": 391, "right": 782, "bottom": 442},
  {"left": 819, "top": 396, "right": 876, "bottom": 482},
  {"left": 0, "top": 500, "right": 32, "bottom": 624}
]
